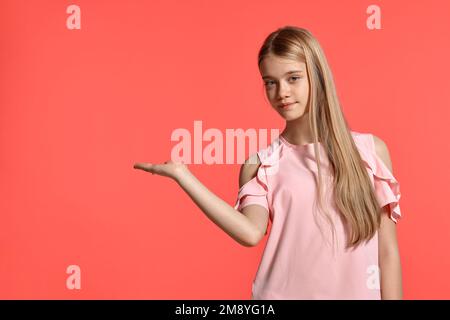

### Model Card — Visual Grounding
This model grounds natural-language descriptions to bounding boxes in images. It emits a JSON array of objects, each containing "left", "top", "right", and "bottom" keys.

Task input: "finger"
[{"left": 133, "top": 163, "right": 153, "bottom": 172}]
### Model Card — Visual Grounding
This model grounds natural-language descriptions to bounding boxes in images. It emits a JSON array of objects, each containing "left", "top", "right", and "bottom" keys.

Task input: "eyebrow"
[{"left": 262, "top": 70, "right": 303, "bottom": 80}]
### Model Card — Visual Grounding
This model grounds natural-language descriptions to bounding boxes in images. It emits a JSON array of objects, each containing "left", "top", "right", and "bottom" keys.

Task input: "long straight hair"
[{"left": 258, "top": 26, "right": 381, "bottom": 249}]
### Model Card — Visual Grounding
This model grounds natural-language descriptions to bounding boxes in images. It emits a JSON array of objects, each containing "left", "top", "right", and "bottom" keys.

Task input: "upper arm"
[
  {"left": 373, "top": 134, "right": 393, "bottom": 174},
  {"left": 373, "top": 134, "right": 399, "bottom": 256},
  {"left": 238, "top": 154, "right": 270, "bottom": 243}
]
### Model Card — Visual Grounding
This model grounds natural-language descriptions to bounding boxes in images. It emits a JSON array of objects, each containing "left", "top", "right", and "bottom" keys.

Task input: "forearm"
[
  {"left": 175, "top": 168, "right": 261, "bottom": 247},
  {"left": 379, "top": 252, "right": 403, "bottom": 299}
]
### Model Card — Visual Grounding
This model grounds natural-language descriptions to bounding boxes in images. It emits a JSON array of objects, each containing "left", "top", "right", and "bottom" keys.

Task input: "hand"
[{"left": 133, "top": 160, "right": 189, "bottom": 181}]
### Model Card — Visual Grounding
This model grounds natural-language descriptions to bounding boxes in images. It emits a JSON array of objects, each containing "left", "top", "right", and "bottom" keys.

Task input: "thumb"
[{"left": 133, "top": 162, "right": 152, "bottom": 170}]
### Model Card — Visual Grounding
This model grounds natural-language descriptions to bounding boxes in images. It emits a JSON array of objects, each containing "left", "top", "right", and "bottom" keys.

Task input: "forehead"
[{"left": 259, "top": 55, "right": 306, "bottom": 78}]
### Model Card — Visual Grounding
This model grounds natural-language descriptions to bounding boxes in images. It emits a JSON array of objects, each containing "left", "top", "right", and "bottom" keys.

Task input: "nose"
[{"left": 277, "top": 81, "right": 291, "bottom": 99}]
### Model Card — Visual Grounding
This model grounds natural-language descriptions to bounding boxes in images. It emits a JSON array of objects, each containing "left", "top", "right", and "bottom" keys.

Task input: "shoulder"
[
  {"left": 238, "top": 136, "right": 283, "bottom": 188},
  {"left": 372, "top": 134, "right": 393, "bottom": 173},
  {"left": 239, "top": 153, "right": 262, "bottom": 189},
  {"left": 349, "top": 130, "right": 394, "bottom": 174}
]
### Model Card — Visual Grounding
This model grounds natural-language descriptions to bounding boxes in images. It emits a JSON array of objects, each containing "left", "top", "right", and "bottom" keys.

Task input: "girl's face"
[{"left": 259, "top": 54, "right": 310, "bottom": 121}]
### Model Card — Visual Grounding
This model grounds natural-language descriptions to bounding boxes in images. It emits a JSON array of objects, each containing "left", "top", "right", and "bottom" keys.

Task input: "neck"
[{"left": 281, "top": 112, "right": 315, "bottom": 145}]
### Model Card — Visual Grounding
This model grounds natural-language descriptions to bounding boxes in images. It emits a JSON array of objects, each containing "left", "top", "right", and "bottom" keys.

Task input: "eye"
[{"left": 264, "top": 76, "right": 301, "bottom": 88}]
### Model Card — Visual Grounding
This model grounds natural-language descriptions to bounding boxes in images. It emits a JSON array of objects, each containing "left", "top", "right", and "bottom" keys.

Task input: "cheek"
[
  {"left": 296, "top": 82, "right": 309, "bottom": 96},
  {"left": 265, "top": 89, "right": 276, "bottom": 101}
]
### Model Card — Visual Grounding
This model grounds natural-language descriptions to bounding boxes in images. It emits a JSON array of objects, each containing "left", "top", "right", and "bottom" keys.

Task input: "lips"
[{"left": 279, "top": 102, "right": 297, "bottom": 109}]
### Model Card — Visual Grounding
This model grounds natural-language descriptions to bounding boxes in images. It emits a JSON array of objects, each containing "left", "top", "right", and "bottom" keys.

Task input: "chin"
[
  {"left": 278, "top": 112, "right": 308, "bottom": 120},
  {"left": 278, "top": 112, "right": 306, "bottom": 121}
]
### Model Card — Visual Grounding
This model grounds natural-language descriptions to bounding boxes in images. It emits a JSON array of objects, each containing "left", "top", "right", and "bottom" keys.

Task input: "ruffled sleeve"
[
  {"left": 234, "top": 152, "right": 269, "bottom": 213},
  {"left": 356, "top": 134, "right": 402, "bottom": 223},
  {"left": 233, "top": 138, "right": 282, "bottom": 236}
]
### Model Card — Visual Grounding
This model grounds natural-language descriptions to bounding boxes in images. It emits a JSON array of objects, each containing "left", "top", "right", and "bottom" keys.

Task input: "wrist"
[{"left": 174, "top": 164, "right": 191, "bottom": 183}]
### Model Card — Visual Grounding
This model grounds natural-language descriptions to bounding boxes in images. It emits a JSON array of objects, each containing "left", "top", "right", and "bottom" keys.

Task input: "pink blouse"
[{"left": 234, "top": 131, "right": 402, "bottom": 299}]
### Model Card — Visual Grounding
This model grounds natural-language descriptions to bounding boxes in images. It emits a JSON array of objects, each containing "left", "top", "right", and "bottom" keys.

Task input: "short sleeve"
[
  {"left": 371, "top": 150, "right": 402, "bottom": 223},
  {"left": 357, "top": 134, "right": 402, "bottom": 223},
  {"left": 234, "top": 153, "right": 269, "bottom": 214}
]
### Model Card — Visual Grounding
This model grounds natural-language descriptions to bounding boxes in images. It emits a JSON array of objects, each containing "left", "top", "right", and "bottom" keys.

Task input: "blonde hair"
[{"left": 258, "top": 26, "right": 381, "bottom": 249}]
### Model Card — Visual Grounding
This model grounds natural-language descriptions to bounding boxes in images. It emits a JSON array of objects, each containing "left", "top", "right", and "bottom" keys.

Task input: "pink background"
[{"left": 1, "top": 0, "right": 449, "bottom": 299}]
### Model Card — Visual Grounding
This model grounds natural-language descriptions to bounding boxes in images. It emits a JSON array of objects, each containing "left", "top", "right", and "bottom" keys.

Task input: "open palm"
[{"left": 133, "top": 160, "right": 188, "bottom": 180}]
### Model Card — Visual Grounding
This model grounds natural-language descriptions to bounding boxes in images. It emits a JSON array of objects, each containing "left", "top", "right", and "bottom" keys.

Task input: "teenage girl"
[{"left": 134, "top": 26, "right": 403, "bottom": 300}]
